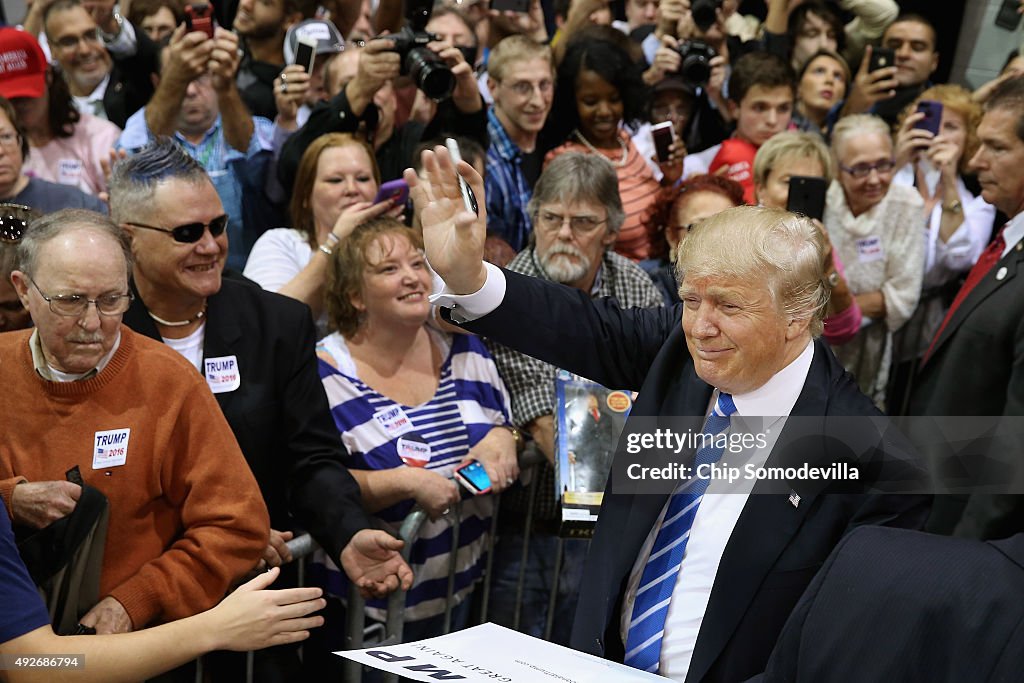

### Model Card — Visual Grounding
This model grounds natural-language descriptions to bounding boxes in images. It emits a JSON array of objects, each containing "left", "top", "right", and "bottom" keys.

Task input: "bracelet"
[
  {"left": 501, "top": 424, "right": 525, "bottom": 453},
  {"left": 318, "top": 244, "right": 333, "bottom": 256},
  {"left": 325, "top": 232, "right": 340, "bottom": 246},
  {"left": 942, "top": 200, "right": 963, "bottom": 214}
]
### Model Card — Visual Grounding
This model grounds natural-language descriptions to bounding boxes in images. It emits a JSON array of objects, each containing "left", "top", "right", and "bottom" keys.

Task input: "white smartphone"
[{"left": 445, "top": 137, "right": 478, "bottom": 215}]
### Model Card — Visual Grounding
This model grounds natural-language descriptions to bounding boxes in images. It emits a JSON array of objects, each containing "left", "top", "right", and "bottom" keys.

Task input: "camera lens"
[
  {"left": 406, "top": 48, "right": 455, "bottom": 102},
  {"left": 682, "top": 55, "right": 711, "bottom": 85}
]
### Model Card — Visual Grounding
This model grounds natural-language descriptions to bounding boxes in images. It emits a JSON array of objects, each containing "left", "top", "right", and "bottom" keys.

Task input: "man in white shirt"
[{"left": 407, "top": 150, "right": 929, "bottom": 682}]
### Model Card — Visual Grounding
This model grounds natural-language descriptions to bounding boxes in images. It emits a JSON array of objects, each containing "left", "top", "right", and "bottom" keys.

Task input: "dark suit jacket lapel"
[
  {"left": 686, "top": 343, "right": 831, "bottom": 683},
  {"left": 926, "top": 240, "right": 1024, "bottom": 367}
]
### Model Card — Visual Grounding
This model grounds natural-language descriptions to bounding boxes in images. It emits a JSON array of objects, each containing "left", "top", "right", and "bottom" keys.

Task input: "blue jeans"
[{"left": 486, "top": 532, "right": 589, "bottom": 646}]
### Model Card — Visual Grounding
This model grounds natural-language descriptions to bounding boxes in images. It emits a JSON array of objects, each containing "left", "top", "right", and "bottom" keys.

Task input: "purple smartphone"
[
  {"left": 914, "top": 100, "right": 943, "bottom": 136},
  {"left": 373, "top": 178, "right": 409, "bottom": 205}
]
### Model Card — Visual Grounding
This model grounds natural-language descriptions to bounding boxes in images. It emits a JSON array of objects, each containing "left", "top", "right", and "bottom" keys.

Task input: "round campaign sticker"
[{"left": 606, "top": 391, "right": 631, "bottom": 413}]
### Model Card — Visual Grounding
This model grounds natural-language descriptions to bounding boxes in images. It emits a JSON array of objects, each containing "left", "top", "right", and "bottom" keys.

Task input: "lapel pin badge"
[{"left": 788, "top": 491, "right": 801, "bottom": 508}]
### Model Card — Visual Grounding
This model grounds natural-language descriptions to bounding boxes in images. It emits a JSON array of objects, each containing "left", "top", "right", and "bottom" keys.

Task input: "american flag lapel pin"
[{"left": 788, "top": 491, "right": 801, "bottom": 508}]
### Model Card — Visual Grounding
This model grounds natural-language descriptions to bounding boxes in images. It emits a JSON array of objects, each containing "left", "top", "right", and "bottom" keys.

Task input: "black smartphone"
[
  {"left": 184, "top": 2, "right": 215, "bottom": 39},
  {"left": 651, "top": 121, "right": 675, "bottom": 164},
  {"left": 293, "top": 35, "right": 317, "bottom": 74},
  {"left": 787, "top": 176, "right": 828, "bottom": 222},
  {"left": 913, "top": 100, "right": 943, "bottom": 136},
  {"left": 996, "top": 0, "right": 1023, "bottom": 31},
  {"left": 868, "top": 47, "right": 895, "bottom": 73},
  {"left": 491, "top": 0, "right": 530, "bottom": 12}
]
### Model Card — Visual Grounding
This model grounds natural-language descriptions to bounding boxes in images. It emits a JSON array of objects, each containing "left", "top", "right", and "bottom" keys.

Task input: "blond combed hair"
[
  {"left": 676, "top": 206, "right": 828, "bottom": 338},
  {"left": 753, "top": 131, "right": 835, "bottom": 188}
]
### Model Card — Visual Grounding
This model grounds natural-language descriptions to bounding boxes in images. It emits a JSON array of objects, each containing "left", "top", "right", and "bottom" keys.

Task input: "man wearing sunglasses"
[
  {"left": 109, "top": 139, "right": 411, "bottom": 675},
  {"left": 0, "top": 209, "right": 270, "bottom": 639}
]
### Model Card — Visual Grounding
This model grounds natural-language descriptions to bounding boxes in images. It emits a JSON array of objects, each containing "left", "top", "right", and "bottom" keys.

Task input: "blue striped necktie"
[{"left": 623, "top": 392, "right": 737, "bottom": 673}]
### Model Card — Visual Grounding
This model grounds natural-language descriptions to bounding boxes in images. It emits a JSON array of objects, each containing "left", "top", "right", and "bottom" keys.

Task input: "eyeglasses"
[
  {"left": 0, "top": 131, "right": 20, "bottom": 149},
  {"left": 0, "top": 204, "right": 38, "bottom": 244},
  {"left": 839, "top": 159, "right": 896, "bottom": 179},
  {"left": 124, "top": 214, "right": 229, "bottom": 243},
  {"left": 651, "top": 105, "right": 690, "bottom": 121},
  {"left": 501, "top": 79, "right": 554, "bottom": 98},
  {"left": 28, "top": 276, "right": 133, "bottom": 317},
  {"left": 53, "top": 28, "right": 103, "bottom": 51},
  {"left": 535, "top": 210, "right": 607, "bottom": 235}
]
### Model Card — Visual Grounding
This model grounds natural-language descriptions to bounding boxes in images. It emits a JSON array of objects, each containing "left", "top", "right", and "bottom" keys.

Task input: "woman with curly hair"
[{"left": 541, "top": 34, "right": 680, "bottom": 262}]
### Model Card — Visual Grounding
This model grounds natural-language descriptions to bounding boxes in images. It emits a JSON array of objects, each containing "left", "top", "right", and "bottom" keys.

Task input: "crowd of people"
[{"left": 1, "top": 0, "right": 1023, "bottom": 681}]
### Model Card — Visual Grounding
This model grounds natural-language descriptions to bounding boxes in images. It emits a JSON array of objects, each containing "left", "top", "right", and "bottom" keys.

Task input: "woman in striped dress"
[
  {"left": 542, "top": 35, "right": 682, "bottom": 263},
  {"left": 312, "top": 217, "right": 517, "bottom": 637}
]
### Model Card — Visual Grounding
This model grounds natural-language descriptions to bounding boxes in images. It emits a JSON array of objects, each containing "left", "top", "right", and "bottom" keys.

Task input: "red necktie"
[{"left": 923, "top": 231, "right": 1006, "bottom": 363}]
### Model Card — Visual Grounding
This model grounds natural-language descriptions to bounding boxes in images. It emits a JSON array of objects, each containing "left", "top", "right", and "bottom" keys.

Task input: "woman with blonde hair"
[
  {"left": 243, "top": 133, "right": 399, "bottom": 330},
  {"left": 889, "top": 85, "right": 995, "bottom": 398},
  {"left": 312, "top": 216, "right": 516, "bottom": 641}
]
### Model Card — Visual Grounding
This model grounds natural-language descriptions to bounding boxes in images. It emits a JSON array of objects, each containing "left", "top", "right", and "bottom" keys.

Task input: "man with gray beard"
[{"left": 485, "top": 152, "right": 663, "bottom": 644}]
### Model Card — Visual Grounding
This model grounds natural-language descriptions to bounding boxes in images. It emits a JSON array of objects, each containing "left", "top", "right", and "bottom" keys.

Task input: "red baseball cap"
[{"left": 0, "top": 28, "right": 47, "bottom": 100}]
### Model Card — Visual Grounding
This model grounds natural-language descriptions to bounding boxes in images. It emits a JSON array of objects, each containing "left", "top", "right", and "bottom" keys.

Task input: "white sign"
[
  {"left": 205, "top": 355, "right": 241, "bottom": 394},
  {"left": 335, "top": 622, "right": 668, "bottom": 682},
  {"left": 92, "top": 428, "right": 130, "bottom": 469}
]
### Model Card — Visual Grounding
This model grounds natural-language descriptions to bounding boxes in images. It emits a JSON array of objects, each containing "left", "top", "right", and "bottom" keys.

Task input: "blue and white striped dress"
[{"left": 313, "top": 328, "right": 512, "bottom": 622}]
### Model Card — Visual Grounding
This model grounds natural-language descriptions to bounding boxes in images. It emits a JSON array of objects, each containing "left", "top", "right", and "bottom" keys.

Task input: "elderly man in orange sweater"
[{"left": 0, "top": 209, "right": 268, "bottom": 634}]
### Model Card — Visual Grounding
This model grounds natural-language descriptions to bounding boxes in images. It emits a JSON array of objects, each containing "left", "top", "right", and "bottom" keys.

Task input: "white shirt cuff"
[{"left": 429, "top": 261, "right": 507, "bottom": 324}]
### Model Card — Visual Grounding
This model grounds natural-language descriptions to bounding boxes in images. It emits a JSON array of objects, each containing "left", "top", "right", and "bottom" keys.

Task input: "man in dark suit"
[
  {"left": 43, "top": 0, "right": 159, "bottom": 129},
  {"left": 909, "top": 76, "right": 1024, "bottom": 540},
  {"left": 108, "top": 139, "right": 411, "bottom": 596},
  {"left": 409, "top": 150, "right": 929, "bottom": 682},
  {"left": 755, "top": 526, "right": 1024, "bottom": 682}
]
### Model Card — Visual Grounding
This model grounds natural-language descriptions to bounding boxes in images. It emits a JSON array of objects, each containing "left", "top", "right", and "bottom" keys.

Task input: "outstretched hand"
[
  {"left": 405, "top": 147, "right": 488, "bottom": 295},
  {"left": 340, "top": 529, "right": 414, "bottom": 599}
]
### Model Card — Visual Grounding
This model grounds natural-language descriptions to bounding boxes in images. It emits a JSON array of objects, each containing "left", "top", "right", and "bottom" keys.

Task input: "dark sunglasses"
[
  {"left": 124, "top": 214, "right": 229, "bottom": 243},
  {"left": 0, "top": 203, "right": 40, "bottom": 244}
]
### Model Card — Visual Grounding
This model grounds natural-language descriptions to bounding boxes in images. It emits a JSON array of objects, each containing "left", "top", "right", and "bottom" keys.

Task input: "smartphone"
[
  {"left": 491, "top": 0, "right": 530, "bottom": 12},
  {"left": 293, "top": 35, "right": 317, "bottom": 74},
  {"left": 184, "top": 3, "right": 215, "bottom": 39},
  {"left": 786, "top": 176, "right": 828, "bottom": 222},
  {"left": 651, "top": 121, "right": 676, "bottom": 164},
  {"left": 868, "top": 47, "right": 895, "bottom": 73},
  {"left": 913, "top": 100, "right": 943, "bottom": 136},
  {"left": 454, "top": 460, "right": 492, "bottom": 495},
  {"left": 445, "top": 137, "right": 478, "bottom": 215},
  {"left": 373, "top": 178, "right": 409, "bottom": 205},
  {"left": 996, "top": 0, "right": 1023, "bottom": 31}
]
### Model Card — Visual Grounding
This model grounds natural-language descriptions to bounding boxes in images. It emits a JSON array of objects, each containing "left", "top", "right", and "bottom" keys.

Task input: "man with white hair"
[{"left": 409, "top": 150, "right": 929, "bottom": 682}]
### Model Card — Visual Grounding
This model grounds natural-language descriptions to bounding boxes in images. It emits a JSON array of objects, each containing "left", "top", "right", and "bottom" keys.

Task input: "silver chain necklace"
[{"left": 572, "top": 129, "right": 628, "bottom": 167}]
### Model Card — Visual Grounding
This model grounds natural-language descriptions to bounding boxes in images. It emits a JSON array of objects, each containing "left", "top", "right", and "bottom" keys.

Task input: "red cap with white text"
[{"left": 0, "top": 28, "right": 47, "bottom": 100}]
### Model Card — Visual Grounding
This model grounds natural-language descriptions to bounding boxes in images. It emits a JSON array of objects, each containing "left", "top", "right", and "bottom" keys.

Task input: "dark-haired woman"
[
  {"left": 542, "top": 36, "right": 681, "bottom": 262},
  {"left": 7, "top": 35, "right": 120, "bottom": 197}
]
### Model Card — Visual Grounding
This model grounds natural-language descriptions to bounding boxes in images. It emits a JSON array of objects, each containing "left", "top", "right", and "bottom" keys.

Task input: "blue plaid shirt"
[{"left": 485, "top": 107, "right": 534, "bottom": 253}]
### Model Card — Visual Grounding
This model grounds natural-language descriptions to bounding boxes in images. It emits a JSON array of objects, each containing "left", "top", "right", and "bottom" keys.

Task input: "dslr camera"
[
  {"left": 690, "top": 0, "right": 723, "bottom": 32},
  {"left": 389, "top": 0, "right": 455, "bottom": 101},
  {"left": 676, "top": 40, "right": 718, "bottom": 86}
]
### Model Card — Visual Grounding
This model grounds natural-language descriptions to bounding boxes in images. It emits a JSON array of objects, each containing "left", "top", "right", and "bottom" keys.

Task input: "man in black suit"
[
  {"left": 43, "top": 0, "right": 159, "bottom": 129},
  {"left": 756, "top": 526, "right": 1024, "bottom": 682},
  {"left": 910, "top": 76, "right": 1024, "bottom": 540},
  {"left": 409, "top": 150, "right": 929, "bottom": 682},
  {"left": 108, "top": 140, "right": 411, "bottom": 596}
]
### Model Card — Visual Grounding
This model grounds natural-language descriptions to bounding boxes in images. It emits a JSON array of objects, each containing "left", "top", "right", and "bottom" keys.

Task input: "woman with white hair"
[{"left": 824, "top": 114, "right": 925, "bottom": 408}]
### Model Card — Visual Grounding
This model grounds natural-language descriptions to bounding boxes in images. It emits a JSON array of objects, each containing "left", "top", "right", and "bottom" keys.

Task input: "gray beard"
[{"left": 539, "top": 244, "right": 591, "bottom": 284}]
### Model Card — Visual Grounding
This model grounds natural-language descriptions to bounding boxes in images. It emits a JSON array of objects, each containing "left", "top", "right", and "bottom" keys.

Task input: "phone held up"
[
  {"left": 913, "top": 100, "right": 943, "bottom": 137},
  {"left": 454, "top": 460, "right": 492, "bottom": 495},
  {"left": 373, "top": 178, "right": 410, "bottom": 206},
  {"left": 184, "top": 2, "right": 215, "bottom": 39},
  {"left": 292, "top": 35, "right": 317, "bottom": 74},
  {"left": 651, "top": 121, "right": 676, "bottom": 164},
  {"left": 868, "top": 47, "right": 895, "bottom": 73},
  {"left": 786, "top": 176, "right": 828, "bottom": 223}
]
